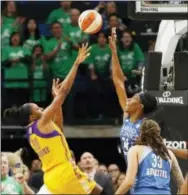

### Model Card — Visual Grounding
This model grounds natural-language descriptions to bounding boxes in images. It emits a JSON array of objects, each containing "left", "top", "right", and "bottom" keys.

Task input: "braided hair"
[
  {"left": 135, "top": 119, "right": 171, "bottom": 160},
  {"left": 3, "top": 104, "right": 32, "bottom": 126}
]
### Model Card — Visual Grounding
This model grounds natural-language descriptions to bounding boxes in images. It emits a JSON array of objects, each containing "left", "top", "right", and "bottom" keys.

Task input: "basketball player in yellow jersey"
[{"left": 4, "top": 43, "right": 102, "bottom": 194}]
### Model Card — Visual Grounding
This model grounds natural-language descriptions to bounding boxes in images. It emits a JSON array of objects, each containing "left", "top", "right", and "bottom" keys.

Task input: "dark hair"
[
  {"left": 119, "top": 30, "right": 134, "bottom": 51},
  {"left": 51, "top": 21, "right": 63, "bottom": 29},
  {"left": 24, "top": 18, "right": 40, "bottom": 41},
  {"left": 135, "top": 119, "right": 171, "bottom": 160},
  {"left": 3, "top": 104, "right": 32, "bottom": 126},
  {"left": 138, "top": 92, "right": 170, "bottom": 138},
  {"left": 108, "top": 13, "right": 119, "bottom": 21},
  {"left": 2, "top": 1, "right": 17, "bottom": 17},
  {"left": 97, "top": 31, "right": 108, "bottom": 39},
  {"left": 9, "top": 32, "right": 22, "bottom": 46},
  {"left": 32, "top": 44, "right": 44, "bottom": 54},
  {"left": 139, "top": 92, "right": 157, "bottom": 115}
]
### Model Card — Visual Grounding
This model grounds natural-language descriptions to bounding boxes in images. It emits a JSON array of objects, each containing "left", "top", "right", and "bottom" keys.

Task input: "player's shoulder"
[
  {"left": 129, "top": 145, "right": 140, "bottom": 153},
  {"left": 130, "top": 145, "right": 145, "bottom": 153}
]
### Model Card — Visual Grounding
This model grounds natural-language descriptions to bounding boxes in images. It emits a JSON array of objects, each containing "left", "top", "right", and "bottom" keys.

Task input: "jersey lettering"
[{"left": 30, "top": 137, "right": 40, "bottom": 151}]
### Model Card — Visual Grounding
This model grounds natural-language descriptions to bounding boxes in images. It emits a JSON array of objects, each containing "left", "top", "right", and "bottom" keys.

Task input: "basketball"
[{"left": 78, "top": 10, "right": 102, "bottom": 34}]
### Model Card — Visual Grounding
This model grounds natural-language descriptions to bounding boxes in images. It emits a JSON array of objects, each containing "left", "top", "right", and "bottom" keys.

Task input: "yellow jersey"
[{"left": 27, "top": 120, "right": 96, "bottom": 194}]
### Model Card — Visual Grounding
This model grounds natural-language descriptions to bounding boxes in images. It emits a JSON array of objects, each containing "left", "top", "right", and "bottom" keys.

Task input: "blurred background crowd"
[
  {"left": 1, "top": 149, "right": 125, "bottom": 194},
  {"left": 1, "top": 1, "right": 170, "bottom": 125}
]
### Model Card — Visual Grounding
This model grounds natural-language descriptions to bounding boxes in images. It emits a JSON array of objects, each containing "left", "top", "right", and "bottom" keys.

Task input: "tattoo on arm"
[{"left": 171, "top": 153, "right": 184, "bottom": 191}]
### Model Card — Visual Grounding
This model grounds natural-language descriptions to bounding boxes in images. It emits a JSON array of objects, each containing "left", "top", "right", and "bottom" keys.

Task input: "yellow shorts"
[{"left": 44, "top": 163, "right": 96, "bottom": 194}]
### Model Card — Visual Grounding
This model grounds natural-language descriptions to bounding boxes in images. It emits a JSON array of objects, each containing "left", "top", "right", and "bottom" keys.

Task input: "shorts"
[
  {"left": 37, "top": 185, "right": 52, "bottom": 194},
  {"left": 43, "top": 165, "right": 96, "bottom": 194}
]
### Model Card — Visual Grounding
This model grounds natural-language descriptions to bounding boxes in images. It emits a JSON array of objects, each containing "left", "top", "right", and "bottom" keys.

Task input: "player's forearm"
[
  {"left": 171, "top": 155, "right": 184, "bottom": 191},
  {"left": 179, "top": 174, "right": 188, "bottom": 195},
  {"left": 112, "top": 50, "right": 125, "bottom": 82},
  {"left": 170, "top": 148, "right": 188, "bottom": 160},
  {"left": 59, "top": 60, "right": 80, "bottom": 96},
  {"left": 53, "top": 105, "right": 63, "bottom": 130},
  {"left": 111, "top": 53, "right": 127, "bottom": 111}
]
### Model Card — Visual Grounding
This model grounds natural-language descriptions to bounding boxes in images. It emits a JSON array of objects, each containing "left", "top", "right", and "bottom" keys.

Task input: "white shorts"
[{"left": 37, "top": 185, "right": 52, "bottom": 194}]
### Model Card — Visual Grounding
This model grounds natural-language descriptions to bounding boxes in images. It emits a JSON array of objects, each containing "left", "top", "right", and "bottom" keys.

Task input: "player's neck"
[{"left": 130, "top": 112, "right": 143, "bottom": 123}]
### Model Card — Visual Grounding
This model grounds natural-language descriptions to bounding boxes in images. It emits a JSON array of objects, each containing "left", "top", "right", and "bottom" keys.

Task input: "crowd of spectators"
[
  {"left": 1, "top": 1, "right": 145, "bottom": 124},
  {"left": 1, "top": 149, "right": 125, "bottom": 194}
]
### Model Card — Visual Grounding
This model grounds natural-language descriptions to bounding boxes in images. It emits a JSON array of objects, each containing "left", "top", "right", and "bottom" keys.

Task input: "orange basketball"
[{"left": 78, "top": 10, "right": 103, "bottom": 34}]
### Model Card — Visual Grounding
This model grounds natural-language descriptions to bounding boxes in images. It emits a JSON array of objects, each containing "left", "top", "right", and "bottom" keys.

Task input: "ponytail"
[
  {"left": 3, "top": 104, "right": 31, "bottom": 126},
  {"left": 136, "top": 119, "right": 171, "bottom": 160}
]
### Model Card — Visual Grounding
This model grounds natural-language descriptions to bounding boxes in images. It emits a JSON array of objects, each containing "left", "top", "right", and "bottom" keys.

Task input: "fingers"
[
  {"left": 52, "top": 79, "right": 55, "bottom": 87},
  {"left": 86, "top": 46, "right": 91, "bottom": 54},
  {"left": 86, "top": 53, "right": 90, "bottom": 57},
  {"left": 55, "top": 78, "right": 60, "bottom": 86}
]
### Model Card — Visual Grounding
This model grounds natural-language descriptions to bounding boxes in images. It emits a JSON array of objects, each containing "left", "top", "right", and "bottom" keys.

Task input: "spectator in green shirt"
[
  {"left": 23, "top": 19, "right": 41, "bottom": 52},
  {"left": 2, "top": 32, "right": 31, "bottom": 108},
  {"left": 44, "top": 21, "right": 72, "bottom": 80},
  {"left": 64, "top": 8, "right": 89, "bottom": 61},
  {"left": 89, "top": 32, "right": 111, "bottom": 79},
  {"left": 105, "top": 13, "right": 126, "bottom": 44},
  {"left": 87, "top": 32, "right": 114, "bottom": 118},
  {"left": 1, "top": 1, "right": 25, "bottom": 48},
  {"left": 118, "top": 30, "right": 145, "bottom": 96},
  {"left": 1, "top": 154, "right": 34, "bottom": 194},
  {"left": 31, "top": 44, "right": 49, "bottom": 104},
  {"left": 47, "top": 1, "right": 71, "bottom": 26},
  {"left": 1, "top": 1, "right": 26, "bottom": 47}
]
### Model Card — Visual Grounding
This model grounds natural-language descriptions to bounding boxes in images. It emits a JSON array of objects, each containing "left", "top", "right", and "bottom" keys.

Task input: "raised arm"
[
  {"left": 169, "top": 150, "right": 184, "bottom": 193},
  {"left": 115, "top": 146, "right": 138, "bottom": 195},
  {"left": 109, "top": 28, "right": 127, "bottom": 113},
  {"left": 51, "top": 78, "right": 64, "bottom": 130},
  {"left": 39, "top": 43, "right": 90, "bottom": 127}
]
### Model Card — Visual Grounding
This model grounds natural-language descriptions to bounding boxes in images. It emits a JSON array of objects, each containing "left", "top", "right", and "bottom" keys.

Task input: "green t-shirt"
[
  {"left": 1, "top": 176, "right": 23, "bottom": 194},
  {"left": 63, "top": 23, "right": 89, "bottom": 61},
  {"left": 1, "top": 23, "right": 15, "bottom": 48},
  {"left": 87, "top": 44, "right": 111, "bottom": 74},
  {"left": 118, "top": 43, "right": 145, "bottom": 78},
  {"left": 47, "top": 8, "right": 70, "bottom": 25},
  {"left": 45, "top": 37, "right": 72, "bottom": 78},
  {"left": 23, "top": 36, "right": 41, "bottom": 51},
  {"left": 2, "top": 16, "right": 16, "bottom": 27},
  {"left": 2, "top": 46, "right": 31, "bottom": 88},
  {"left": 32, "top": 58, "right": 48, "bottom": 102}
]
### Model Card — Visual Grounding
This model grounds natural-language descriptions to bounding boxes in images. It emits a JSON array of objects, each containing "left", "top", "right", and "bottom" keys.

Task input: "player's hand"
[
  {"left": 109, "top": 27, "right": 117, "bottom": 53},
  {"left": 52, "top": 78, "right": 61, "bottom": 98},
  {"left": 75, "top": 43, "right": 91, "bottom": 65}
]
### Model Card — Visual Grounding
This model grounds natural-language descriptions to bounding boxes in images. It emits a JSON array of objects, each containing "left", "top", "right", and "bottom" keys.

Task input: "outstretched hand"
[
  {"left": 52, "top": 78, "right": 61, "bottom": 98},
  {"left": 75, "top": 43, "right": 91, "bottom": 65},
  {"left": 109, "top": 27, "right": 117, "bottom": 53}
]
